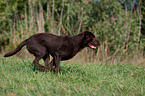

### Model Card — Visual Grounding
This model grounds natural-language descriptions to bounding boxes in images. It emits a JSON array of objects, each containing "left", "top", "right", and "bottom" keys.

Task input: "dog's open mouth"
[{"left": 89, "top": 45, "right": 96, "bottom": 49}]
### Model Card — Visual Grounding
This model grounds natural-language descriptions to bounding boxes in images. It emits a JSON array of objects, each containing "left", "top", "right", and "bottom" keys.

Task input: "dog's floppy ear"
[{"left": 84, "top": 30, "right": 95, "bottom": 39}]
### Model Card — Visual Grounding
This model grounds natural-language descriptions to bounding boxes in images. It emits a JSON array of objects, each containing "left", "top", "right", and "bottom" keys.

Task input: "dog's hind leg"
[
  {"left": 42, "top": 55, "right": 50, "bottom": 71},
  {"left": 48, "top": 55, "right": 61, "bottom": 71},
  {"left": 33, "top": 56, "right": 46, "bottom": 71},
  {"left": 48, "top": 60, "right": 54, "bottom": 71},
  {"left": 53, "top": 55, "right": 61, "bottom": 72},
  {"left": 27, "top": 44, "right": 48, "bottom": 71}
]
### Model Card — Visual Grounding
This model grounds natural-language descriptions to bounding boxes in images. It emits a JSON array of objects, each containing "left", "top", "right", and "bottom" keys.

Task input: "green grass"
[{"left": 0, "top": 57, "right": 145, "bottom": 96}]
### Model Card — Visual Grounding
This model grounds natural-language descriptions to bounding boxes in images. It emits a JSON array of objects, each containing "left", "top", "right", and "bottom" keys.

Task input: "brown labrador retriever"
[{"left": 4, "top": 31, "right": 101, "bottom": 71}]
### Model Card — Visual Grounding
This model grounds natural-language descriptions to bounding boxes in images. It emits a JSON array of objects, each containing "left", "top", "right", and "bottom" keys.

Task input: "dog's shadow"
[{"left": 27, "top": 60, "right": 84, "bottom": 75}]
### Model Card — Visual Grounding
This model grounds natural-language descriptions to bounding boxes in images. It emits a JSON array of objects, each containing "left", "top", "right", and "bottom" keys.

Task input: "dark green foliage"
[
  {"left": 0, "top": 0, "right": 144, "bottom": 59},
  {"left": 141, "top": 0, "right": 145, "bottom": 35}
]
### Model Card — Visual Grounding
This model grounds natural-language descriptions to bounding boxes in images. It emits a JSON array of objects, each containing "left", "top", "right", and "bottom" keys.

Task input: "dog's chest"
[{"left": 58, "top": 44, "right": 76, "bottom": 60}]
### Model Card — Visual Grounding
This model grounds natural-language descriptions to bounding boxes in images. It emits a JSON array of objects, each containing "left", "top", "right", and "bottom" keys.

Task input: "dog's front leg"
[{"left": 54, "top": 55, "right": 61, "bottom": 72}]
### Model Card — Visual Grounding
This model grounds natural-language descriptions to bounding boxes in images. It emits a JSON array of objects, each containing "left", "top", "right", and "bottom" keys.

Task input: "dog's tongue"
[{"left": 89, "top": 45, "right": 96, "bottom": 49}]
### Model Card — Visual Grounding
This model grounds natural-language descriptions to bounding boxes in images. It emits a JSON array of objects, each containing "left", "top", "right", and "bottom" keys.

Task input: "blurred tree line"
[{"left": 0, "top": 0, "right": 144, "bottom": 61}]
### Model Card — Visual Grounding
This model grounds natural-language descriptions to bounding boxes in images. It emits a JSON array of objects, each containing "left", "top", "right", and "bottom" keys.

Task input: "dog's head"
[{"left": 83, "top": 31, "right": 101, "bottom": 49}]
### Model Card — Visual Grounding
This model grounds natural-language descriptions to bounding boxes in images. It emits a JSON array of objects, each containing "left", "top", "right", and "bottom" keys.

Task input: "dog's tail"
[{"left": 4, "top": 40, "right": 27, "bottom": 57}]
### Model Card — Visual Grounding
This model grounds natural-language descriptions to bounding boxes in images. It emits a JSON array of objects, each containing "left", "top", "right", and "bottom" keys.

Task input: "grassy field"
[{"left": 0, "top": 57, "right": 145, "bottom": 96}]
